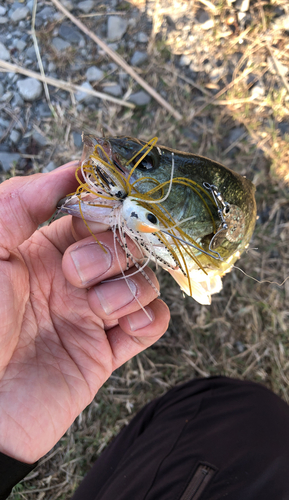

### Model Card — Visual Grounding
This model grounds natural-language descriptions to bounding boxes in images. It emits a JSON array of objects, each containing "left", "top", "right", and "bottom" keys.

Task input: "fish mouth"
[{"left": 89, "top": 136, "right": 131, "bottom": 179}]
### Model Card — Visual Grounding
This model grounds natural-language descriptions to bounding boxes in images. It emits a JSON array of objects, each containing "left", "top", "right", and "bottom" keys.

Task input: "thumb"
[{"left": 0, "top": 161, "right": 79, "bottom": 255}]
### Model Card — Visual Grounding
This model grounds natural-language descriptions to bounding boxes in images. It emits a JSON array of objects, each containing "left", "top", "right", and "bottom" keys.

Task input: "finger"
[
  {"left": 62, "top": 231, "right": 142, "bottom": 288},
  {"left": 87, "top": 266, "right": 160, "bottom": 321},
  {"left": 71, "top": 216, "right": 110, "bottom": 241},
  {"left": 106, "top": 299, "right": 170, "bottom": 371},
  {"left": 0, "top": 161, "right": 79, "bottom": 256}
]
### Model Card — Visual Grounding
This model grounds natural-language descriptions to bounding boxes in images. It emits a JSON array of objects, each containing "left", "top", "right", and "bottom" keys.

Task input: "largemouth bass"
[{"left": 58, "top": 135, "right": 257, "bottom": 305}]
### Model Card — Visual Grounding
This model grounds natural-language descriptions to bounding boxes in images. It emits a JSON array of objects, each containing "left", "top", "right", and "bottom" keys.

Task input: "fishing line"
[{"left": 232, "top": 265, "right": 289, "bottom": 287}]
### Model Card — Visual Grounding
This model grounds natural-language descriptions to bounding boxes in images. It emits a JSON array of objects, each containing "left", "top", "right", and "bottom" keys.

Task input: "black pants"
[{"left": 71, "top": 377, "right": 289, "bottom": 500}]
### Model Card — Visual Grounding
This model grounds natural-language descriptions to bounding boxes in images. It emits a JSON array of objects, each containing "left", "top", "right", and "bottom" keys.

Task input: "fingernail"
[
  {"left": 71, "top": 243, "right": 112, "bottom": 284},
  {"left": 127, "top": 306, "right": 154, "bottom": 332},
  {"left": 94, "top": 279, "right": 137, "bottom": 315}
]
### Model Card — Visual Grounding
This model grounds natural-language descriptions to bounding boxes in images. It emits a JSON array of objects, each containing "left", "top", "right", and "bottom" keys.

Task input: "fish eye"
[
  {"left": 132, "top": 149, "right": 160, "bottom": 171},
  {"left": 146, "top": 212, "right": 158, "bottom": 224}
]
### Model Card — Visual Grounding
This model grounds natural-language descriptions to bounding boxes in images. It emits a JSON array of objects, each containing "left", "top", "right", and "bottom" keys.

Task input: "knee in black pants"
[{"left": 72, "top": 377, "right": 289, "bottom": 500}]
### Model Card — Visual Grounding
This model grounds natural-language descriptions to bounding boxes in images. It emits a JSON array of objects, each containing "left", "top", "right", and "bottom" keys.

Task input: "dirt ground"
[{"left": 2, "top": 0, "right": 289, "bottom": 498}]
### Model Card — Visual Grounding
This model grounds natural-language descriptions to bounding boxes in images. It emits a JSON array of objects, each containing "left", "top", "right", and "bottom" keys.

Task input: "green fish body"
[{"left": 58, "top": 135, "right": 257, "bottom": 304}]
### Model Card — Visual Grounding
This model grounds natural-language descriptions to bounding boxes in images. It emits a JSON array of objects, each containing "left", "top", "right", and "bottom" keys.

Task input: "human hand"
[{"left": 0, "top": 162, "right": 170, "bottom": 464}]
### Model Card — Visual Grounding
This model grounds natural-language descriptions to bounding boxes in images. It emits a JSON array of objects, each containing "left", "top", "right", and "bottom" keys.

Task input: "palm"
[
  {"left": 0, "top": 166, "right": 169, "bottom": 464},
  {"left": 0, "top": 224, "right": 113, "bottom": 462}
]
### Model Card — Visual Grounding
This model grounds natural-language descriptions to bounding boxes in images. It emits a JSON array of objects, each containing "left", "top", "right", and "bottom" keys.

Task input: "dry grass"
[{"left": 7, "top": 0, "right": 289, "bottom": 498}]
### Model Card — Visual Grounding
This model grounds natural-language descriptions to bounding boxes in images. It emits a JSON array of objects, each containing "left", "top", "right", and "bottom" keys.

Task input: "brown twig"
[
  {"left": 0, "top": 60, "right": 135, "bottom": 109},
  {"left": 49, "top": 0, "right": 182, "bottom": 121}
]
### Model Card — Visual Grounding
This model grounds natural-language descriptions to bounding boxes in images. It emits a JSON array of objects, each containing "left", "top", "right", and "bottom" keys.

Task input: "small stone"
[
  {"left": 78, "top": 0, "right": 94, "bottom": 14},
  {"left": 10, "top": 129, "right": 21, "bottom": 145},
  {"left": 0, "top": 83, "right": 3, "bottom": 99},
  {"left": 35, "top": 102, "right": 52, "bottom": 118},
  {"left": 131, "top": 51, "right": 148, "bottom": 66},
  {"left": 272, "top": 14, "right": 289, "bottom": 31},
  {"left": 210, "top": 67, "right": 227, "bottom": 82},
  {"left": 103, "top": 84, "right": 122, "bottom": 97},
  {"left": 62, "top": 0, "right": 73, "bottom": 10},
  {"left": 228, "top": 126, "right": 246, "bottom": 144},
  {"left": 235, "top": 0, "right": 250, "bottom": 12},
  {"left": 86, "top": 66, "right": 104, "bottom": 82},
  {"left": 137, "top": 32, "right": 149, "bottom": 43},
  {"left": 196, "top": 9, "right": 214, "bottom": 29},
  {"left": 0, "top": 117, "right": 10, "bottom": 129},
  {"left": 25, "top": 46, "right": 37, "bottom": 60},
  {"left": 38, "top": 6, "right": 54, "bottom": 20},
  {"left": 129, "top": 91, "right": 151, "bottom": 105},
  {"left": 16, "top": 39, "right": 27, "bottom": 52},
  {"left": 75, "top": 81, "right": 94, "bottom": 102},
  {"left": 52, "top": 37, "right": 71, "bottom": 51},
  {"left": 17, "top": 78, "right": 42, "bottom": 101},
  {"left": 11, "top": 92, "right": 24, "bottom": 108},
  {"left": 26, "top": 0, "right": 34, "bottom": 13},
  {"left": 72, "top": 131, "right": 82, "bottom": 148},
  {"left": 0, "top": 152, "right": 20, "bottom": 172},
  {"left": 179, "top": 54, "right": 191, "bottom": 66},
  {"left": 42, "top": 161, "right": 56, "bottom": 173},
  {"left": 250, "top": 81, "right": 265, "bottom": 99},
  {"left": 0, "top": 17, "right": 8, "bottom": 24},
  {"left": 0, "top": 42, "right": 10, "bottom": 61},
  {"left": 10, "top": 6, "right": 29, "bottom": 23},
  {"left": 107, "top": 16, "right": 128, "bottom": 41},
  {"left": 237, "top": 12, "right": 246, "bottom": 21},
  {"left": 58, "top": 23, "right": 83, "bottom": 44},
  {"left": 0, "top": 6, "right": 6, "bottom": 15},
  {"left": 14, "top": 118, "right": 24, "bottom": 131},
  {"left": 0, "top": 91, "right": 13, "bottom": 103},
  {"left": 106, "top": 43, "right": 119, "bottom": 52},
  {"left": 48, "top": 61, "right": 56, "bottom": 72},
  {"left": 32, "top": 131, "right": 47, "bottom": 146},
  {"left": 277, "top": 121, "right": 289, "bottom": 137}
]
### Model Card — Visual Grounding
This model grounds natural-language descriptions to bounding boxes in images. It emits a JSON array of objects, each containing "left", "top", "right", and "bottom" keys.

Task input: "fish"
[{"left": 57, "top": 135, "right": 257, "bottom": 305}]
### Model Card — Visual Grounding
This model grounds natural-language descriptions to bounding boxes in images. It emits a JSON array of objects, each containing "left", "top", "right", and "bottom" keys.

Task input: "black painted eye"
[{"left": 146, "top": 213, "right": 158, "bottom": 224}]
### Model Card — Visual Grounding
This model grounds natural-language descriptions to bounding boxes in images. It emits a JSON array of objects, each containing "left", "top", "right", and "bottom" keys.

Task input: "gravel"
[
  {"left": 0, "top": 83, "right": 3, "bottom": 99},
  {"left": 10, "top": 129, "right": 21, "bottom": 145},
  {"left": 75, "top": 81, "right": 94, "bottom": 102},
  {"left": 17, "top": 78, "right": 42, "bottom": 101},
  {"left": 77, "top": 1, "right": 94, "bottom": 14},
  {"left": 0, "top": 41, "right": 10, "bottom": 60},
  {"left": 52, "top": 37, "right": 71, "bottom": 51},
  {"left": 103, "top": 84, "right": 122, "bottom": 97},
  {"left": 58, "top": 23, "right": 83, "bottom": 44},
  {"left": 129, "top": 91, "right": 151, "bottom": 105},
  {"left": 10, "top": 6, "right": 29, "bottom": 23},
  {"left": 72, "top": 131, "right": 82, "bottom": 148},
  {"left": 107, "top": 16, "right": 128, "bottom": 41},
  {"left": 131, "top": 51, "right": 148, "bottom": 66},
  {"left": 137, "top": 32, "right": 149, "bottom": 43},
  {"left": 0, "top": 152, "right": 20, "bottom": 172},
  {"left": 32, "top": 130, "right": 47, "bottom": 146},
  {"left": 0, "top": 6, "right": 6, "bottom": 16},
  {"left": 86, "top": 66, "right": 104, "bottom": 82}
]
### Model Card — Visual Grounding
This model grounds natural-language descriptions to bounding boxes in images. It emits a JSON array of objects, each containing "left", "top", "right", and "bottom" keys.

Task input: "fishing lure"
[{"left": 57, "top": 135, "right": 257, "bottom": 305}]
